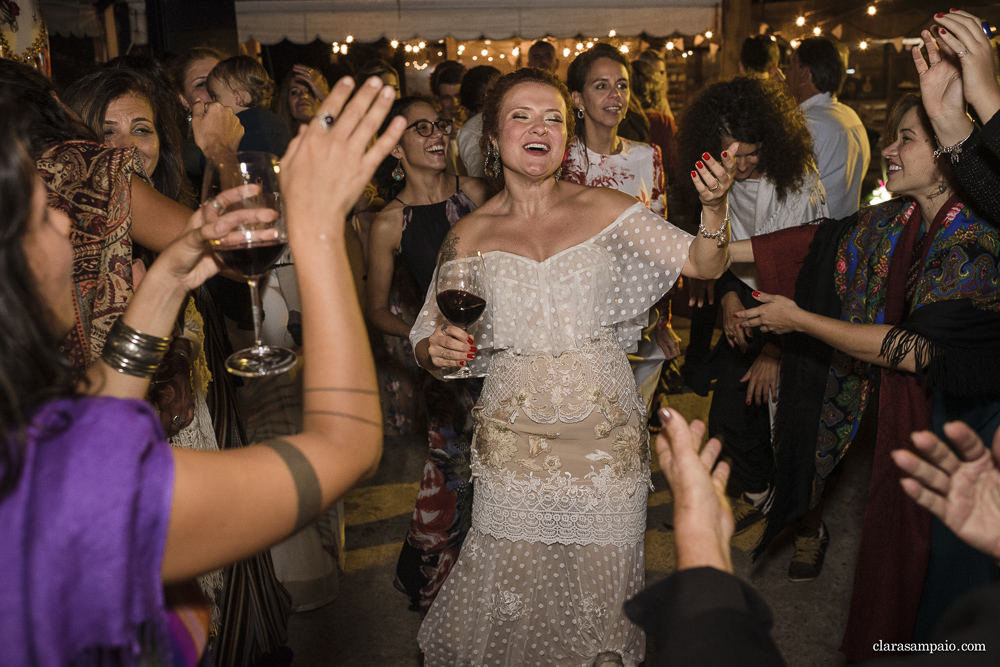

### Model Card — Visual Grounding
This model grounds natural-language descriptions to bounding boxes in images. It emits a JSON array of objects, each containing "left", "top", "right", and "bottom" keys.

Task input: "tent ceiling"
[{"left": 235, "top": 0, "right": 718, "bottom": 44}]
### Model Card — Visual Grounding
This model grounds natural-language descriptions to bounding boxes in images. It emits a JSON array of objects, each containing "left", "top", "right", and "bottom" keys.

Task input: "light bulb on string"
[
  {"left": 609, "top": 29, "right": 616, "bottom": 37},
  {"left": 576, "top": 42, "right": 584, "bottom": 50},
  {"left": 868, "top": 5, "right": 877, "bottom": 15},
  {"left": 619, "top": 44, "right": 629, "bottom": 54},
  {"left": 481, "top": 49, "right": 488, "bottom": 56},
  {"left": 666, "top": 42, "right": 674, "bottom": 51},
  {"left": 390, "top": 39, "right": 399, "bottom": 48},
  {"left": 405, "top": 44, "right": 413, "bottom": 52},
  {"left": 512, "top": 47, "right": 519, "bottom": 56},
  {"left": 705, "top": 31, "right": 713, "bottom": 39},
  {"left": 563, "top": 47, "right": 570, "bottom": 57},
  {"left": 860, "top": 40, "right": 868, "bottom": 50},
  {"left": 796, "top": 16, "right": 806, "bottom": 27},
  {"left": 813, "top": 26, "right": 822, "bottom": 36},
  {"left": 586, "top": 41, "right": 594, "bottom": 49},
  {"left": 790, "top": 39, "right": 800, "bottom": 48},
  {"left": 345, "top": 35, "right": 353, "bottom": 43}
]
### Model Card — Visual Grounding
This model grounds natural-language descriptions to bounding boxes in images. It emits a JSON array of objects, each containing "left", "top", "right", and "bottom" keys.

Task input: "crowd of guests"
[{"left": 1, "top": 7, "right": 999, "bottom": 666}]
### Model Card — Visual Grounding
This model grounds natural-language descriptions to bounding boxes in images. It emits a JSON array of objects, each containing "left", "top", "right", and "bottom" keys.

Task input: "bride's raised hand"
[
  {"left": 934, "top": 9, "right": 1000, "bottom": 122},
  {"left": 692, "top": 142, "right": 737, "bottom": 211}
]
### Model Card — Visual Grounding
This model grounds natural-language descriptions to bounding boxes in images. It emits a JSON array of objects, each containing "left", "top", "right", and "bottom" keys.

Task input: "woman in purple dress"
[{"left": 0, "top": 77, "right": 399, "bottom": 665}]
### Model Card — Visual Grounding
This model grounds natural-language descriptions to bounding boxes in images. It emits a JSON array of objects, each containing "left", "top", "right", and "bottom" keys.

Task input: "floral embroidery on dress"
[
  {"left": 484, "top": 588, "right": 526, "bottom": 622},
  {"left": 474, "top": 409, "right": 518, "bottom": 468},
  {"left": 577, "top": 594, "right": 609, "bottom": 633},
  {"left": 493, "top": 391, "right": 527, "bottom": 423},
  {"left": 518, "top": 433, "right": 563, "bottom": 472},
  {"left": 590, "top": 387, "right": 628, "bottom": 439},
  {"left": 610, "top": 425, "right": 646, "bottom": 478}
]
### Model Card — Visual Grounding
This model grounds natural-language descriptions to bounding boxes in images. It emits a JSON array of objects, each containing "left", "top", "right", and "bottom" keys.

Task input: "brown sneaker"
[
  {"left": 731, "top": 494, "right": 766, "bottom": 536},
  {"left": 788, "top": 523, "right": 830, "bottom": 582}
]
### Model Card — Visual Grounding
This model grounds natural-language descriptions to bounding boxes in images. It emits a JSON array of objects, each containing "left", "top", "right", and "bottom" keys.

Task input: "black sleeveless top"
[{"left": 395, "top": 177, "right": 478, "bottom": 296}]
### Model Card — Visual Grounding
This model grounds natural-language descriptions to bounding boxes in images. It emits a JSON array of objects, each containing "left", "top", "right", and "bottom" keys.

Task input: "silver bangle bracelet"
[
  {"left": 932, "top": 131, "right": 973, "bottom": 163},
  {"left": 100, "top": 318, "right": 171, "bottom": 379},
  {"left": 699, "top": 201, "right": 730, "bottom": 248}
]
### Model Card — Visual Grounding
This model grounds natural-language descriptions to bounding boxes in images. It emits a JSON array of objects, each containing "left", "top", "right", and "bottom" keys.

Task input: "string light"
[
  {"left": 705, "top": 31, "right": 713, "bottom": 39},
  {"left": 405, "top": 44, "right": 413, "bottom": 52},
  {"left": 586, "top": 41, "right": 594, "bottom": 49},
  {"left": 341, "top": 44, "right": 348, "bottom": 54},
  {"left": 576, "top": 42, "right": 584, "bottom": 50},
  {"left": 500, "top": 54, "right": 505, "bottom": 59},
  {"left": 563, "top": 47, "right": 571, "bottom": 57},
  {"left": 332, "top": 44, "right": 340, "bottom": 53},
  {"left": 665, "top": 42, "right": 674, "bottom": 51},
  {"left": 868, "top": 5, "right": 877, "bottom": 15},
  {"left": 458, "top": 44, "right": 465, "bottom": 53},
  {"left": 619, "top": 44, "right": 629, "bottom": 54},
  {"left": 481, "top": 49, "right": 488, "bottom": 56},
  {"left": 472, "top": 55, "right": 477, "bottom": 61},
  {"left": 418, "top": 41, "right": 425, "bottom": 49},
  {"left": 485, "top": 40, "right": 491, "bottom": 45},
  {"left": 609, "top": 29, "right": 616, "bottom": 37},
  {"left": 790, "top": 39, "right": 800, "bottom": 48},
  {"left": 796, "top": 16, "right": 806, "bottom": 27},
  {"left": 345, "top": 35, "right": 353, "bottom": 43},
  {"left": 488, "top": 56, "right": 494, "bottom": 61},
  {"left": 512, "top": 46, "right": 519, "bottom": 56},
  {"left": 390, "top": 39, "right": 399, "bottom": 48},
  {"left": 860, "top": 40, "right": 868, "bottom": 50},
  {"left": 813, "top": 26, "right": 822, "bottom": 36}
]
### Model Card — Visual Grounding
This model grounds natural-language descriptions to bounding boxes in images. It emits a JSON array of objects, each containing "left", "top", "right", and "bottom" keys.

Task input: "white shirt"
[
  {"left": 800, "top": 92, "right": 870, "bottom": 219},
  {"left": 456, "top": 113, "right": 485, "bottom": 178}
]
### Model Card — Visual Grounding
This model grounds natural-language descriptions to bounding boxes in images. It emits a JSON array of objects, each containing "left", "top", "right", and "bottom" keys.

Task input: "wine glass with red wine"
[
  {"left": 203, "top": 151, "right": 297, "bottom": 377},
  {"left": 435, "top": 251, "right": 488, "bottom": 379}
]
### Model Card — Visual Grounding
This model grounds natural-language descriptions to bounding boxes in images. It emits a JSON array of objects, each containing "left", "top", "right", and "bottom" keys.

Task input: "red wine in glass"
[
  {"left": 436, "top": 289, "right": 487, "bottom": 327},
  {"left": 203, "top": 151, "right": 297, "bottom": 377},
  {"left": 215, "top": 239, "right": 288, "bottom": 280}
]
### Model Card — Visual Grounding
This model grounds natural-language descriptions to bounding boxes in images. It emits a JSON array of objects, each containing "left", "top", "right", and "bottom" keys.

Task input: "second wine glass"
[{"left": 203, "top": 151, "right": 297, "bottom": 377}]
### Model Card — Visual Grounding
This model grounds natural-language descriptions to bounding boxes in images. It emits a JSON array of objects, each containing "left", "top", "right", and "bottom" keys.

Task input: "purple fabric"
[{"left": 0, "top": 397, "right": 175, "bottom": 665}]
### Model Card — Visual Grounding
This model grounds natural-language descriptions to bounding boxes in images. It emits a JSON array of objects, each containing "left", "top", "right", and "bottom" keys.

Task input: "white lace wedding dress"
[{"left": 411, "top": 202, "right": 692, "bottom": 666}]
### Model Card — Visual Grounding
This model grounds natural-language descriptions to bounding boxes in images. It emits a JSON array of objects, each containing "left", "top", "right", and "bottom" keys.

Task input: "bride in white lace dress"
[{"left": 411, "top": 68, "right": 735, "bottom": 666}]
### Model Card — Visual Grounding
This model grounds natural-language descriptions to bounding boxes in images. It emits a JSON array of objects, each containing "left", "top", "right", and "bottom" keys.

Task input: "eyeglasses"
[{"left": 406, "top": 119, "right": 453, "bottom": 137}]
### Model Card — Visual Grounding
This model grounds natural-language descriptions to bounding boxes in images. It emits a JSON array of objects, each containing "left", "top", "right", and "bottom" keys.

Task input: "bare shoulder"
[
  {"left": 567, "top": 182, "right": 646, "bottom": 221},
  {"left": 369, "top": 202, "right": 405, "bottom": 246},
  {"left": 441, "top": 206, "right": 491, "bottom": 258},
  {"left": 458, "top": 176, "right": 489, "bottom": 206}
]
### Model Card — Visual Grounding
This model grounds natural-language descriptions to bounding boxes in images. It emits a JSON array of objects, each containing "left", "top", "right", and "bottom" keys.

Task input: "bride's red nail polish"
[
  {"left": 702, "top": 152, "right": 712, "bottom": 161},
  {"left": 940, "top": 27, "right": 947, "bottom": 34},
  {"left": 721, "top": 151, "right": 728, "bottom": 159},
  {"left": 459, "top": 361, "right": 466, "bottom": 366},
  {"left": 690, "top": 170, "right": 698, "bottom": 178},
  {"left": 467, "top": 353, "right": 475, "bottom": 359},
  {"left": 470, "top": 346, "right": 478, "bottom": 352},
  {"left": 732, "top": 313, "right": 739, "bottom": 318},
  {"left": 467, "top": 337, "right": 474, "bottom": 344},
  {"left": 935, "top": 12, "right": 945, "bottom": 18},
  {"left": 739, "top": 324, "right": 744, "bottom": 329},
  {"left": 696, "top": 161, "right": 705, "bottom": 169}
]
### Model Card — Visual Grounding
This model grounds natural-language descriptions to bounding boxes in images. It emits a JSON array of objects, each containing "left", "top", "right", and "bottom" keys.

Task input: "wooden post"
[{"left": 720, "top": 0, "right": 752, "bottom": 81}]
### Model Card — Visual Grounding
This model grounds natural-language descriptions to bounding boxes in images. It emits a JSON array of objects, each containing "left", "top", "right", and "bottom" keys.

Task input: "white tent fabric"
[{"left": 235, "top": 0, "right": 717, "bottom": 43}]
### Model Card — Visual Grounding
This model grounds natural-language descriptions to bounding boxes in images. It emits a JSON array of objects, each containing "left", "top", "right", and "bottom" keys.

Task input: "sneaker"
[
  {"left": 731, "top": 494, "right": 766, "bottom": 536},
  {"left": 788, "top": 523, "right": 830, "bottom": 582}
]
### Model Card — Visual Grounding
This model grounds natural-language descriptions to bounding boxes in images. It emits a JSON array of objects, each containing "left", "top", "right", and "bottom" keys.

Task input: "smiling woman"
[
  {"left": 365, "top": 96, "right": 488, "bottom": 615},
  {"left": 411, "top": 67, "right": 733, "bottom": 666}
]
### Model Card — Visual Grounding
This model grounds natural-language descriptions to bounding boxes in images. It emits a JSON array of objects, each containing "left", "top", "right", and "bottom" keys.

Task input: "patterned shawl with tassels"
[{"left": 752, "top": 196, "right": 1000, "bottom": 661}]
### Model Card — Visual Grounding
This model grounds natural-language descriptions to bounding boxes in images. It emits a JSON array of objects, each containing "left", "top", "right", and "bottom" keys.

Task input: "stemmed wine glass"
[
  {"left": 435, "top": 251, "right": 488, "bottom": 379},
  {"left": 202, "top": 151, "right": 297, "bottom": 377}
]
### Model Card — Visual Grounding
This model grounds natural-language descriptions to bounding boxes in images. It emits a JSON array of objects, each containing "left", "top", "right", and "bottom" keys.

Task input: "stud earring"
[{"left": 392, "top": 160, "right": 405, "bottom": 181}]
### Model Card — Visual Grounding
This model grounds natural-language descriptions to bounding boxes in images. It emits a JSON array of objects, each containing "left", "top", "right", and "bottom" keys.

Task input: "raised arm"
[
  {"left": 162, "top": 77, "right": 405, "bottom": 583},
  {"left": 680, "top": 144, "right": 737, "bottom": 280}
]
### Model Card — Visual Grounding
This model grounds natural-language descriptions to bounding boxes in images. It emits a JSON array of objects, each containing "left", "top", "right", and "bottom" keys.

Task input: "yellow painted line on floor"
[
  {"left": 344, "top": 482, "right": 420, "bottom": 526},
  {"left": 346, "top": 541, "right": 405, "bottom": 573}
]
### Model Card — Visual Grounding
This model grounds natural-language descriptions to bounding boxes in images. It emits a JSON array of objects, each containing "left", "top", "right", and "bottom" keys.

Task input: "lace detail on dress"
[
  {"left": 578, "top": 594, "right": 609, "bottom": 633},
  {"left": 482, "top": 588, "right": 527, "bottom": 623},
  {"left": 471, "top": 459, "right": 650, "bottom": 547},
  {"left": 481, "top": 337, "right": 643, "bottom": 427}
]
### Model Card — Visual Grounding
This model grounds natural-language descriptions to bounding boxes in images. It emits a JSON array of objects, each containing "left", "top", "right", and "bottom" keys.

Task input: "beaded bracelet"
[
  {"left": 932, "top": 131, "right": 973, "bottom": 163},
  {"left": 101, "top": 318, "right": 171, "bottom": 379},
  {"left": 698, "top": 201, "right": 730, "bottom": 248}
]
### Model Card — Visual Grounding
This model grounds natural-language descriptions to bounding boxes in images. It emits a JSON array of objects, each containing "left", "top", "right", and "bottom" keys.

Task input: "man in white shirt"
[{"left": 787, "top": 37, "right": 871, "bottom": 219}]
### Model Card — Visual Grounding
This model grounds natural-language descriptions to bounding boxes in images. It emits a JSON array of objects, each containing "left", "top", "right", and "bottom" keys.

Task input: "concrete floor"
[{"left": 286, "top": 316, "right": 873, "bottom": 666}]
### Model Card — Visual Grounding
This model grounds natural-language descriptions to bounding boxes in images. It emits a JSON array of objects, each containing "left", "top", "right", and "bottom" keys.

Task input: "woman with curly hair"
[{"left": 677, "top": 76, "right": 828, "bottom": 550}]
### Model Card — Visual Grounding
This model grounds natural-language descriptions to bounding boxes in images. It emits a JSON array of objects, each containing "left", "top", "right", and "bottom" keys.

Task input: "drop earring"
[
  {"left": 490, "top": 141, "right": 501, "bottom": 178},
  {"left": 392, "top": 160, "right": 405, "bottom": 181},
  {"left": 575, "top": 108, "right": 585, "bottom": 120}
]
